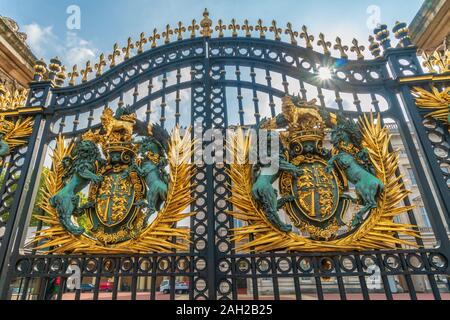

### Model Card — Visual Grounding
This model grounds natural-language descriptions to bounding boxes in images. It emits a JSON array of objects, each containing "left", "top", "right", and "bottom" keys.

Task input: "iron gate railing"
[{"left": 0, "top": 10, "right": 449, "bottom": 300}]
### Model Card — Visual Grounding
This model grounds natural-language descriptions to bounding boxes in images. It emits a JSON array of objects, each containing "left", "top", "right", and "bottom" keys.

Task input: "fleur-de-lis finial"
[
  {"left": 215, "top": 19, "right": 226, "bottom": 38},
  {"left": 285, "top": 23, "right": 298, "bottom": 45},
  {"left": 420, "top": 51, "right": 436, "bottom": 73},
  {"left": 242, "top": 19, "right": 253, "bottom": 38},
  {"left": 269, "top": 20, "right": 282, "bottom": 41},
  {"left": 350, "top": 38, "right": 365, "bottom": 60},
  {"left": 55, "top": 65, "right": 67, "bottom": 87},
  {"left": 317, "top": 33, "right": 331, "bottom": 55},
  {"left": 334, "top": 37, "right": 349, "bottom": 59},
  {"left": 95, "top": 53, "right": 107, "bottom": 76},
  {"left": 300, "top": 25, "right": 314, "bottom": 49},
  {"left": 368, "top": 36, "right": 381, "bottom": 59},
  {"left": 228, "top": 19, "right": 240, "bottom": 37},
  {"left": 200, "top": 8, "right": 212, "bottom": 37},
  {"left": 255, "top": 19, "right": 267, "bottom": 39},
  {"left": 67, "top": 64, "right": 79, "bottom": 86},
  {"left": 175, "top": 21, "right": 186, "bottom": 41},
  {"left": 108, "top": 43, "right": 121, "bottom": 68},
  {"left": 162, "top": 24, "right": 174, "bottom": 44},
  {"left": 80, "top": 61, "right": 93, "bottom": 83},
  {"left": 135, "top": 32, "right": 147, "bottom": 54},
  {"left": 148, "top": 28, "right": 161, "bottom": 48},
  {"left": 188, "top": 19, "right": 200, "bottom": 38},
  {"left": 122, "top": 37, "right": 135, "bottom": 60}
]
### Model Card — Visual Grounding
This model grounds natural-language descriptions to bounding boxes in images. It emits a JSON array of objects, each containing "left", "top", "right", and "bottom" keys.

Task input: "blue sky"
[{"left": 1, "top": 0, "right": 425, "bottom": 66}]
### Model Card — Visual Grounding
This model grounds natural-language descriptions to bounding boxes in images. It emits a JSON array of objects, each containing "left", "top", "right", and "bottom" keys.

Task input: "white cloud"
[
  {"left": 23, "top": 23, "right": 98, "bottom": 67},
  {"left": 22, "top": 23, "right": 59, "bottom": 56}
]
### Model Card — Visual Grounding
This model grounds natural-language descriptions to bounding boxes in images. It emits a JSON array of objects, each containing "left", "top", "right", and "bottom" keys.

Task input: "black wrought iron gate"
[{"left": 0, "top": 11, "right": 449, "bottom": 300}]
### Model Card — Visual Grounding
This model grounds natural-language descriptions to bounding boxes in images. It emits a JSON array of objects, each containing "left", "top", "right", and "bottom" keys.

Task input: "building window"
[
  {"left": 407, "top": 168, "right": 417, "bottom": 186},
  {"left": 420, "top": 207, "right": 431, "bottom": 228}
]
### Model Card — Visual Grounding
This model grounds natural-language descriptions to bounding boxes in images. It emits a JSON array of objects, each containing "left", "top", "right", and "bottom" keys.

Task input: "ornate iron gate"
[{"left": 0, "top": 10, "right": 449, "bottom": 300}]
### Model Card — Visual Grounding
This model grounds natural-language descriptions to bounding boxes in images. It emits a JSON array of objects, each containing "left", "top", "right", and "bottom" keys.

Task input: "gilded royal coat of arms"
[
  {"left": 228, "top": 96, "right": 419, "bottom": 252},
  {"left": 33, "top": 106, "right": 195, "bottom": 253}
]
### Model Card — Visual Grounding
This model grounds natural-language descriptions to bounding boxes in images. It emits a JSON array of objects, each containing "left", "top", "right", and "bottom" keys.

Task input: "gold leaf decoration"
[
  {"left": 412, "top": 86, "right": 450, "bottom": 127},
  {"left": 31, "top": 127, "right": 195, "bottom": 254},
  {"left": 227, "top": 114, "right": 419, "bottom": 252},
  {"left": 0, "top": 116, "right": 34, "bottom": 150}
]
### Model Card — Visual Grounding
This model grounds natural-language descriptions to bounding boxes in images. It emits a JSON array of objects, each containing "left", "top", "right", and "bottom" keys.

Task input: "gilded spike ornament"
[
  {"left": 80, "top": 61, "right": 93, "bottom": 83},
  {"left": 334, "top": 37, "right": 349, "bottom": 59},
  {"left": 122, "top": 37, "right": 135, "bottom": 60},
  {"left": 149, "top": 28, "right": 161, "bottom": 48},
  {"left": 55, "top": 65, "right": 67, "bottom": 87},
  {"left": 300, "top": 25, "right": 314, "bottom": 49},
  {"left": 108, "top": 43, "right": 121, "bottom": 68},
  {"left": 94, "top": 53, "right": 107, "bottom": 77},
  {"left": 228, "top": 19, "right": 240, "bottom": 38},
  {"left": 135, "top": 32, "right": 147, "bottom": 53},
  {"left": 188, "top": 20, "right": 200, "bottom": 38},
  {"left": 255, "top": 19, "right": 268, "bottom": 39},
  {"left": 242, "top": 20, "right": 253, "bottom": 38},
  {"left": 200, "top": 8, "right": 212, "bottom": 38},
  {"left": 215, "top": 19, "right": 226, "bottom": 38},
  {"left": 162, "top": 24, "right": 174, "bottom": 44},
  {"left": 269, "top": 20, "right": 282, "bottom": 41},
  {"left": 317, "top": 33, "right": 331, "bottom": 56},
  {"left": 67, "top": 65, "right": 79, "bottom": 86},
  {"left": 31, "top": 106, "right": 196, "bottom": 253},
  {"left": 412, "top": 86, "right": 450, "bottom": 129},
  {"left": 174, "top": 22, "right": 186, "bottom": 41},
  {"left": 228, "top": 98, "right": 419, "bottom": 252},
  {"left": 285, "top": 23, "right": 298, "bottom": 45},
  {"left": 350, "top": 38, "right": 365, "bottom": 60}
]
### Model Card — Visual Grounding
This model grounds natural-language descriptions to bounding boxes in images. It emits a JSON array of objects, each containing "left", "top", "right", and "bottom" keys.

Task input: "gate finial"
[
  {"left": 299, "top": 25, "right": 314, "bottom": 49},
  {"left": 148, "top": 28, "right": 161, "bottom": 48},
  {"left": 200, "top": 8, "right": 212, "bottom": 38},
  {"left": 334, "top": 37, "right": 349, "bottom": 59},
  {"left": 108, "top": 43, "right": 121, "bottom": 68},
  {"left": 228, "top": 19, "right": 240, "bottom": 38},
  {"left": 317, "top": 33, "right": 331, "bottom": 56},
  {"left": 285, "top": 23, "right": 298, "bottom": 45},
  {"left": 188, "top": 20, "right": 199, "bottom": 38},
  {"left": 135, "top": 32, "right": 147, "bottom": 53},
  {"left": 175, "top": 22, "right": 186, "bottom": 41},
  {"left": 122, "top": 37, "right": 135, "bottom": 60},
  {"left": 368, "top": 36, "right": 381, "bottom": 59},
  {"left": 80, "top": 61, "right": 93, "bottom": 83},
  {"left": 162, "top": 24, "right": 174, "bottom": 44},
  {"left": 33, "top": 58, "right": 48, "bottom": 81},
  {"left": 215, "top": 19, "right": 226, "bottom": 38},
  {"left": 67, "top": 64, "right": 79, "bottom": 86},
  {"left": 269, "top": 20, "right": 282, "bottom": 41},
  {"left": 350, "top": 38, "right": 365, "bottom": 60},
  {"left": 374, "top": 24, "right": 391, "bottom": 50},
  {"left": 242, "top": 20, "right": 253, "bottom": 38},
  {"left": 95, "top": 53, "right": 107, "bottom": 76},
  {"left": 255, "top": 19, "right": 267, "bottom": 39},
  {"left": 392, "top": 21, "right": 412, "bottom": 47}
]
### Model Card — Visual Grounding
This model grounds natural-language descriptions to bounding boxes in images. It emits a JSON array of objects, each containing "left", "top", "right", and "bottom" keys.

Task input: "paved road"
[{"left": 62, "top": 292, "right": 450, "bottom": 300}]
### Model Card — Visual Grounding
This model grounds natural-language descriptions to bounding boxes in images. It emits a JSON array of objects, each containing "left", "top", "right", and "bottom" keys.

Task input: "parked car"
[
  {"left": 99, "top": 281, "right": 114, "bottom": 292},
  {"left": 159, "top": 280, "right": 189, "bottom": 294},
  {"left": 80, "top": 283, "right": 94, "bottom": 292}
]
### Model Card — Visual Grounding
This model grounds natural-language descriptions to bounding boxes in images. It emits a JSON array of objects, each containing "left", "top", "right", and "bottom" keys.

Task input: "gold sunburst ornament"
[
  {"left": 31, "top": 107, "right": 195, "bottom": 254},
  {"left": 0, "top": 115, "right": 34, "bottom": 164},
  {"left": 412, "top": 86, "right": 450, "bottom": 130},
  {"left": 227, "top": 106, "right": 419, "bottom": 252}
]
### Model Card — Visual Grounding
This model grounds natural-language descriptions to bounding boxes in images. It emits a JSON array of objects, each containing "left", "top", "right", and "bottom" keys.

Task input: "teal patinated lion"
[{"left": 50, "top": 139, "right": 104, "bottom": 235}]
